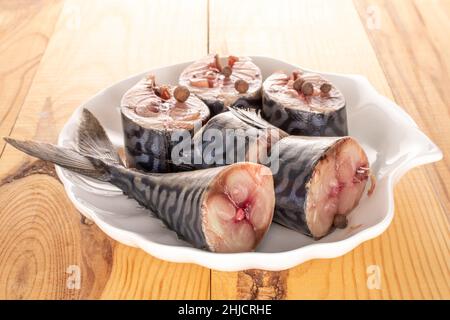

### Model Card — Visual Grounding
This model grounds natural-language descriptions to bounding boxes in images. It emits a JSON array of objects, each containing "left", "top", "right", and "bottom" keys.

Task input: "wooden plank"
[
  {"left": 0, "top": 0, "right": 63, "bottom": 156},
  {"left": 0, "top": 173, "right": 115, "bottom": 299},
  {"left": 0, "top": 0, "right": 209, "bottom": 299},
  {"left": 354, "top": 0, "right": 450, "bottom": 219},
  {"left": 208, "top": 0, "right": 392, "bottom": 93},
  {"left": 100, "top": 245, "right": 210, "bottom": 299},
  {"left": 209, "top": 0, "right": 449, "bottom": 299}
]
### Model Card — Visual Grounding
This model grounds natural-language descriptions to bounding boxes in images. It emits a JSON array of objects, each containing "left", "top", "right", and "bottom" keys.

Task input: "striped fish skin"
[
  {"left": 182, "top": 109, "right": 372, "bottom": 238},
  {"left": 262, "top": 91, "right": 348, "bottom": 136},
  {"left": 187, "top": 116, "right": 324, "bottom": 236},
  {"left": 122, "top": 113, "right": 172, "bottom": 172},
  {"left": 270, "top": 137, "right": 336, "bottom": 236},
  {"left": 107, "top": 165, "right": 218, "bottom": 249},
  {"left": 108, "top": 162, "right": 274, "bottom": 252},
  {"left": 183, "top": 111, "right": 282, "bottom": 170},
  {"left": 121, "top": 77, "right": 210, "bottom": 173},
  {"left": 272, "top": 136, "right": 369, "bottom": 238},
  {"left": 261, "top": 71, "right": 348, "bottom": 137},
  {"left": 5, "top": 110, "right": 275, "bottom": 253},
  {"left": 203, "top": 95, "right": 262, "bottom": 116}
]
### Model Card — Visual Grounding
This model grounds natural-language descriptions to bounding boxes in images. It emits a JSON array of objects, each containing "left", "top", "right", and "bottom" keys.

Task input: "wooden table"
[{"left": 0, "top": 0, "right": 448, "bottom": 300}]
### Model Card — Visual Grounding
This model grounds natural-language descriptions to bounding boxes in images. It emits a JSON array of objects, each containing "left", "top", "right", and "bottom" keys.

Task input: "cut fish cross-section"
[
  {"left": 121, "top": 75, "right": 210, "bottom": 172},
  {"left": 179, "top": 54, "right": 263, "bottom": 116},
  {"left": 262, "top": 70, "right": 348, "bottom": 137}
]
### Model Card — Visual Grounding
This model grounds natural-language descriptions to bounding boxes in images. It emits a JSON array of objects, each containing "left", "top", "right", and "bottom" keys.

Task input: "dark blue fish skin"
[
  {"left": 122, "top": 112, "right": 172, "bottom": 173},
  {"left": 4, "top": 109, "right": 276, "bottom": 252},
  {"left": 120, "top": 77, "right": 210, "bottom": 173},
  {"left": 192, "top": 112, "right": 258, "bottom": 169},
  {"left": 206, "top": 100, "right": 226, "bottom": 116},
  {"left": 177, "top": 109, "right": 368, "bottom": 238},
  {"left": 175, "top": 111, "right": 282, "bottom": 171},
  {"left": 5, "top": 140, "right": 273, "bottom": 251},
  {"left": 262, "top": 91, "right": 348, "bottom": 136},
  {"left": 271, "top": 136, "right": 340, "bottom": 236},
  {"left": 174, "top": 110, "right": 322, "bottom": 233},
  {"left": 107, "top": 164, "right": 226, "bottom": 249},
  {"left": 190, "top": 118, "right": 346, "bottom": 237}
]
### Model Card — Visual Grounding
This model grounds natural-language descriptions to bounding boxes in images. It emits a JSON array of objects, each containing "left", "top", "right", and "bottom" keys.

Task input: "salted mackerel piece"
[
  {"left": 183, "top": 111, "right": 286, "bottom": 169},
  {"left": 273, "top": 136, "right": 373, "bottom": 238},
  {"left": 191, "top": 108, "right": 375, "bottom": 238},
  {"left": 121, "top": 75, "right": 210, "bottom": 172},
  {"left": 4, "top": 110, "right": 275, "bottom": 253},
  {"left": 179, "top": 54, "right": 262, "bottom": 115},
  {"left": 262, "top": 70, "right": 348, "bottom": 136}
]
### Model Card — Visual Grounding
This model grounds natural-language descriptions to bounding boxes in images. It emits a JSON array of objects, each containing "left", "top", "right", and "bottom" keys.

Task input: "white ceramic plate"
[{"left": 56, "top": 57, "right": 442, "bottom": 271}]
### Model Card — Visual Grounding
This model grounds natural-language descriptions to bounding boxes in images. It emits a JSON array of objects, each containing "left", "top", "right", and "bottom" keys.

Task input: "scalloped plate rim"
[{"left": 55, "top": 56, "right": 443, "bottom": 271}]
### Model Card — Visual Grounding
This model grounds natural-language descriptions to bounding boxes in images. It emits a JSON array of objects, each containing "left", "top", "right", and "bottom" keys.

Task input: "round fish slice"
[
  {"left": 262, "top": 70, "right": 348, "bottom": 136},
  {"left": 179, "top": 54, "right": 262, "bottom": 115},
  {"left": 121, "top": 76, "right": 210, "bottom": 172}
]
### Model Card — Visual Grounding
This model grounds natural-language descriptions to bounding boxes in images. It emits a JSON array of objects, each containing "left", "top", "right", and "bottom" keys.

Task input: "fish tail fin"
[
  {"left": 228, "top": 105, "right": 289, "bottom": 138},
  {"left": 4, "top": 137, "right": 111, "bottom": 181},
  {"left": 77, "top": 108, "right": 123, "bottom": 166}
]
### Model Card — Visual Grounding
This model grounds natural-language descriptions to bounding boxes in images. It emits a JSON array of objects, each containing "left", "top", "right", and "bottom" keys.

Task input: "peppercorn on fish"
[
  {"left": 179, "top": 54, "right": 262, "bottom": 115},
  {"left": 262, "top": 70, "right": 348, "bottom": 136},
  {"left": 121, "top": 75, "right": 210, "bottom": 172},
  {"left": 4, "top": 109, "right": 275, "bottom": 253},
  {"left": 190, "top": 107, "right": 374, "bottom": 238}
]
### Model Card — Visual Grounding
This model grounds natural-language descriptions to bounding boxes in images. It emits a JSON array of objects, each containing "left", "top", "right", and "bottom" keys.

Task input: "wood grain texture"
[
  {"left": 0, "top": 174, "right": 114, "bottom": 299},
  {"left": 354, "top": 0, "right": 450, "bottom": 219},
  {"left": 0, "top": 0, "right": 63, "bottom": 156},
  {"left": 0, "top": 0, "right": 209, "bottom": 178},
  {"left": 208, "top": 0, "right": 391, "bottom": 93},
  {"left": 0, "top": 0, "right": 210, "bottom": 299},
  {"left": 209, "top": 0, "right": 449, "bottom": 300},
  {"left": 0, "top": 0, "right": 448, "bottom": 300},
  {"left": 100, "top": 245, "right": 210, "bottom": 300}
]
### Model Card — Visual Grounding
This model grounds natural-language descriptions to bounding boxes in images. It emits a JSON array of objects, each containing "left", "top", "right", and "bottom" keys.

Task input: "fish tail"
[
  {"left": 228, "top": 105, "right": 289, "bottom": 138},
  {"left": 77, "top": 108, "right": 123, "bottom": 166},
  {"left": 4, "top": 137, "right": 111, "bottom": 181}
]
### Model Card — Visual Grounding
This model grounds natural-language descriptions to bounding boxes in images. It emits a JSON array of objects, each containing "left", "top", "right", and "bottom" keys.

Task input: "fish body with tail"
[
  {"left": 4, "top": 109, "right": 275, "bottom": 253},
  {"left": 181, "top": 107, "right": 375, "bottom": 239}
]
